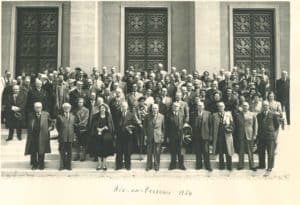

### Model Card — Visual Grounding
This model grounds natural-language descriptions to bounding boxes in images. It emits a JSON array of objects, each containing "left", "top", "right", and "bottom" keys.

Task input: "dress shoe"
[
  {"left": 256, "top": 166, "right": 265, "bottom": 169},
  {"left": 168, "top": 164, "right": 176, "bottom": 170},
  {"left": 250, "top": 167, "right": 257, "bottom": 171},
  {"left": 219, "top": 166, "right": 225, "bottom": 170},
  {"left": 17, "top": 136, "right": 22, "bottom": 141},
  {"left": 103, "top": 167, "right": 107, "bottom": 171},
  {"left": 206, "top": 167, "right": 213, "bottom": 172},
  {"left": 126, "top": 167, "right": 131, "bottom": 171},
  {"left": 179, "top": 165, "right": 186, "bottom": 170},
  {"left": 39, "top": 165, "right": 45, "bottom": 170},
  {"left": 96, "top": 166, "right": 102, "bottom": 171},
  {"left": 237, "top": 167, "right": 244, "bottom": 170},
  {"left": 5, "top": 137, "right": 13, "bottom": 141},
  {"left": 146, "top": 167, "right": 151, "bottom": 171},
  {"left": 31, "top": 165, "right": 38, "bottom": 170},
  {"left": 227, "top": 167, "right": 232, "bottom": 171},
  {"left": 154, "top": 167, "right": 159, "bottom": 171},
  {"left": 266, "top": 168, "right": 272, "bottom": 172},
  {"left": 67, "top": 167, "right": 72, "bottom": 171}
]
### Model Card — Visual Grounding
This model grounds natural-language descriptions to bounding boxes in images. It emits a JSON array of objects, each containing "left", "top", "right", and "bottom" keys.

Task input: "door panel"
[
  {"left": 16, "top": 8, "right": 58, "bottom": 76},
  {"left": 233, "top": 10, "right": 275, "bottom": 87},
  {"left": 125, "top": 8, "right": 168, "bottom": 72}
]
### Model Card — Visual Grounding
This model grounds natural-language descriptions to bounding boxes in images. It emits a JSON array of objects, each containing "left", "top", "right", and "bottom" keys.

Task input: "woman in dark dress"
[{"left": 91, "top": 104, "right": 115, "bottom": 170}]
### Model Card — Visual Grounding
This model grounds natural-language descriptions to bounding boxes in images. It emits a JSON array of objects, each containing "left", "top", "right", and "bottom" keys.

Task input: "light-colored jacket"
[
  {"left": 212, "top": 111, "right": 235, "bottom": 156},
  {"left": 144, "top": 113, "right": 165, "bottom": 143},
  {"left": 236, "top": 111, "right": 257, "bottom": 141}
]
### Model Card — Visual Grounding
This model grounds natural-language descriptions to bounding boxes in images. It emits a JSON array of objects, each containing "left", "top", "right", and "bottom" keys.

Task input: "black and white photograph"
[{"left": 0, "top": 0, "right": 299, "bottom": 205}]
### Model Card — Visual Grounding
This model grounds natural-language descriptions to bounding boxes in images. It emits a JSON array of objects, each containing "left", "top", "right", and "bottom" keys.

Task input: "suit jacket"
[
  {"left": 276, "top": 78, "right": 290, "bottom": 103},
  {"left": 127, "top": 92, "right": 143, "bottom": 110},
  {"left": 219, "top": 79, "right": 233, "bottom": 95},
  {"left": 257, "top": 111, "right": 280, "bottom": 139},
  {"left": 236, "top": 111, "right": 257, "bottom": 141},
  {"left": 144, "top": 113, "right": 165, "bottom": 143},
  {"left": 55, "top": 82, "right": 69, "bottom": 108},
  {"left": 114, "top": 110, "right": 139, "bottom": 136},
  {"left": 212, "top": 111, "right": 235, "bottom": 156},
  {"left": 166, "top": 111, "right": 185, "bottom": 141},
  {"left": 56, "top": 113, "right": 77, "bottom": 143},
  {"left": 69, "top": 89, "right": 86, "bottom": 110},
  {"left": 4, "top": 92, "right": 27, "bottom": 127},
  {"left": 193, "top": 111, "right": 212, "bottom": 141},
  {"left": 177, "top": 100, "right": 189, "bottom": 123},
  {"left": 25, "top": 111, "right": 53, "bottom": 155},
  {"left": 75, "top": 106, "right": 89, "bottom": 128},
  {"left": 26, "top": 88, "right": 49, "bottom": 112}
]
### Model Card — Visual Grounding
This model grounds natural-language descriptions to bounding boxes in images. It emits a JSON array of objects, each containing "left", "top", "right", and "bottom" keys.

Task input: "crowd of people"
[{"left": 0, "top": 63, "right": 290, "bottom": 172}]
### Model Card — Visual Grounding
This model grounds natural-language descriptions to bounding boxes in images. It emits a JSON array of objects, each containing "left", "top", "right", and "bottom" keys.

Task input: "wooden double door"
[
  {"left": 233, "top": 9, "right": 275, "bottom": 86},
  {"left": 125, "top": 8, "right": 168, "bottom": 72},
  {"left": 16, "top": 8, "right": 58, "bottom": 76}
]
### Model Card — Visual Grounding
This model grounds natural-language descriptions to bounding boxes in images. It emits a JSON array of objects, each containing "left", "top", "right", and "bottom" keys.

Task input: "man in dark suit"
[
  {"left": 144, "top": 103, "right": 165, "bottom": 171},
  {"left": 4, "top": 85, "right": 27, "bottom": 141},
  {"left": 115, "top": 101, "right": 140, "bottom": 170},
  {"left": 26, "top": 79, "right": 49, "bottom": 114},
  {"left": 218, "top": 72, "right": 233, "bottom": 95},
  {"left": 166, "top": 102, "right": 186, "bottom": 170},
  {"left": 256, "top": 101, "right": 280, "bottom": 172},
  {"left": 126, "top": 83, "right": 143, "bottom": 111},
  {"left": 42, "top": 74, "right": 56, "bottom": 117},
  {"left": 24, "top": 102, "right": 54, "bottom": 170},
  {"left": 276, "top": 71, "right": 290, "bottom": 125},
  {"left": 69, "top": 81, "right": 86, "bottom": 112},
  {"left": 56, "top": 103, "right": 78, "bottom": 170},
  {"left": 193, "top": 101, "right": 212, "bottom": 171},
  {"left": 235, "top": 102, "right": 257, "bottom": 171}
]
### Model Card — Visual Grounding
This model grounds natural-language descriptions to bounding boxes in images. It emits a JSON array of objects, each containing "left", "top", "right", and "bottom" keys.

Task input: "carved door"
[
  {"left": 16, "top": 8, "right": 58, "bottom": 76},
  {"left": 233, "top": 10, "right": 275, "bottom": 86},
  {"left": 125, "top": 8, "right": 168, "bottom": 72}
]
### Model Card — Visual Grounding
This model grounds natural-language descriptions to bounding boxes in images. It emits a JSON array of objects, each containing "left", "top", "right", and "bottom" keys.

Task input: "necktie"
[{"left": 65, "top": 112, "right": 69, "bottom": 120}]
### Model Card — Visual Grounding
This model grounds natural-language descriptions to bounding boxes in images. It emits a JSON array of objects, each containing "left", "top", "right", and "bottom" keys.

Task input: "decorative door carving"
[
  {"left": 16, "top": 8, "right": 58, "bottom": 76},
  {"left": 233, "top": 10, "right": 275, "bottom": 86},
  {"left": 125, "top": 8, "right": 168, "bottom": 72}
]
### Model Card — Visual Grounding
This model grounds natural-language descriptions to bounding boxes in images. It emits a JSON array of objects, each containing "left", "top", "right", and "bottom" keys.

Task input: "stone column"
[
  {"left": 69, "top": 1, "right": 97, "bottom": 74},
  {"left": 194, "top": 1, "right": 221, "bottom": 74}
]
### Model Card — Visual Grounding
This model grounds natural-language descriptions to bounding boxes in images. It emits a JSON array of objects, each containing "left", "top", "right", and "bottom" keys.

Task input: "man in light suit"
[
  {"left": 144, "top": 103, "right": 165, "bottom": 171},
  {"left": 212, "top": 102, "right": 235, "bottom": 170},
  {"left": 56, "top": 103, "right": 78, "bottom": 170},
  {"left": 256, "top": 101, "right": 280, "bottom": 172},
  {"left": 193, "top": 101, "right": 212, "bottom": 171},
  {"left": 236, "top": 102, "right": 257, "bottom": 171}
]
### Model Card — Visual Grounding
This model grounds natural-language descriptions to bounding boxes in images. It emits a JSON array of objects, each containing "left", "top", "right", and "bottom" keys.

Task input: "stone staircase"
[{"left": 0, "top": 127, "right": 290, "bottom": 178}]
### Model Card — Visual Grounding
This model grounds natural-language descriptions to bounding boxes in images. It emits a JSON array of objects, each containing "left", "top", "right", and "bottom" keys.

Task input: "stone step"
[{"left": 1, "top": 157, "right": 258, "bottom": 170}]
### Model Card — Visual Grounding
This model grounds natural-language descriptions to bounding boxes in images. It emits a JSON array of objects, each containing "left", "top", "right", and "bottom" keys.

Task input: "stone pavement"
[{"left": 0, "top": 125, "right": 291, "bottom": 178}]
